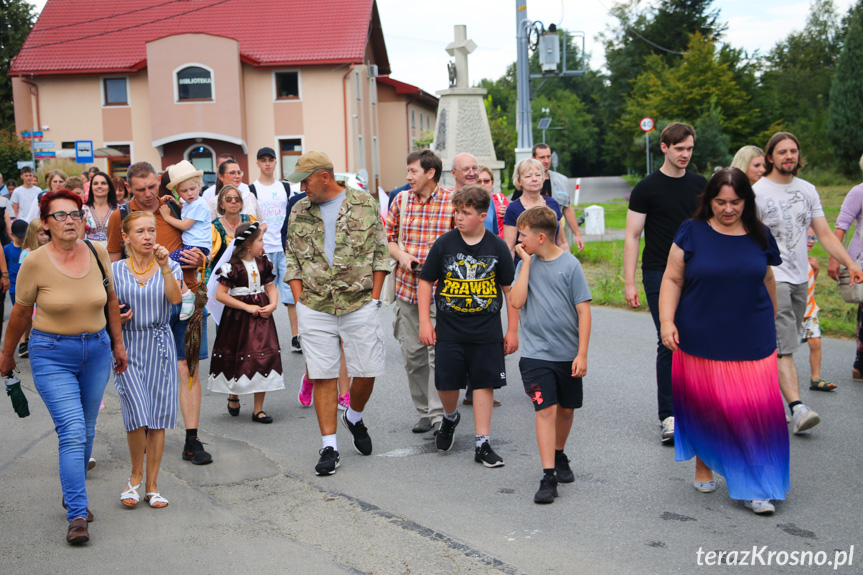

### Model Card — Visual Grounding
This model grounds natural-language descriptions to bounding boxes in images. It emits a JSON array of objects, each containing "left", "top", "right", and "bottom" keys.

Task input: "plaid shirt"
[{"left": 385, "top": 186, "right": 453, "bottom": 304}]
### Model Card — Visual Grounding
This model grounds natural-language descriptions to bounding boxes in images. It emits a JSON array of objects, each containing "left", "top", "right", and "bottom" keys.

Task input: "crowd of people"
[{"left": 3, "top": 127, "right": 863, "bottom": 545}]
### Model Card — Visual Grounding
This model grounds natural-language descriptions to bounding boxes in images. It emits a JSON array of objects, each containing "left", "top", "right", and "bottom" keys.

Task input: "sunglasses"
[
  {"left": 223, "top": 196, "right": 242, "bottom": 203},
  {"left": 478, "top": 178, "right": 493, "bottom": 184}
]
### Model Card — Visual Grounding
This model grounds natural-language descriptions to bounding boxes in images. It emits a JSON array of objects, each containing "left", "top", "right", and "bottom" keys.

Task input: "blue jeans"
[
  {"left": 29, "top": 329, "right": 112, "bottom": 522},
  {"left": 267, "top": 250, "right": 294, "bottom": 305},
  {"left": 642, "top": 268, "right": 674, "bottom": 422},
  {"left": 170, "top": 304, "right": 208, "bottom": 360}
]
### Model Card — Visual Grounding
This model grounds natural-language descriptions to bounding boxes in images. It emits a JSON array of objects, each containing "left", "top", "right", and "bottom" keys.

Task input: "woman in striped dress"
[{"left": 111, "top": 211, "right": 182, "bottom": 509}]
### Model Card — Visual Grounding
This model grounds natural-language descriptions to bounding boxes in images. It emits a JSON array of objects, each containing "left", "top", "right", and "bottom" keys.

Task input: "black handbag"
[{"left": 84, "top": 240, "right": 115, "bottom": 349}]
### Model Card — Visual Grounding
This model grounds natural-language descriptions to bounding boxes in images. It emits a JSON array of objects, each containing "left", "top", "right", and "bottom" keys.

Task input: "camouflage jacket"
[{"left": 284, "top": 187, "right": 390, "bottom": 315}]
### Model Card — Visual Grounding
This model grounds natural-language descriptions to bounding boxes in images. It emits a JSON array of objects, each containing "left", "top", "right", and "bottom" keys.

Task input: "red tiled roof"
[
  {"left": 378, "top": 75, "right": 438, "bottom": 106},
  {"left": 11, "top": 0, "right": 390, "bottom": 76}
]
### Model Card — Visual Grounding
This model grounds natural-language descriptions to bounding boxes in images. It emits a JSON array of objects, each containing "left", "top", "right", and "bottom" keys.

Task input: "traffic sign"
[
  {"left": 639, "top": 117, "right": 654, "bottom": 132},
  {"left": 34, "top": 151, "right": 56, "bottom": 159},
  {"left": 21, "top": 131, "right": 43, "bottom": 138},
  {"left": 33, "top": 141, "right": 55, "bottom": 150},
  {"left": 76, "top": 140, "right": 94, "bottom": 164}
]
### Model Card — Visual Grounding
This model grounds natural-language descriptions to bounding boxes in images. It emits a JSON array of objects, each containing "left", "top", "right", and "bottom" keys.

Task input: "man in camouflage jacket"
[{"left": 285, "top": 151, "right": 389, "bottom": 476}]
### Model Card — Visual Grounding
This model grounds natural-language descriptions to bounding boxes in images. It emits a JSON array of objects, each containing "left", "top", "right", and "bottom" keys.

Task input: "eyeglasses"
[
  {"left": 225, "top": 170, "right": 244, "bottom": 177},
  {"left": 223, "top": 196, "right": 242, "bottom": 203},
  {"left": 807, "top": 235, "right": 817, "bottom": 242},
  {"left": 48, "top": 210, "right": 84, "bottom": 221},
  {"left": 453, "top": 167, "right": 479, "bottom": 174},
  {"left": 478, "top": 178, "right": 493, "bottom": 184}
]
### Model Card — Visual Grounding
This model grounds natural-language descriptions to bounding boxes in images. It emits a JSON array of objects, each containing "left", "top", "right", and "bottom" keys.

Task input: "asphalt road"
[
  {"left": 1, "top": 304, "right": 861, "bottom": 574},
  {"left": 573, "top": 176, "right": 632, "bottom": 206}
]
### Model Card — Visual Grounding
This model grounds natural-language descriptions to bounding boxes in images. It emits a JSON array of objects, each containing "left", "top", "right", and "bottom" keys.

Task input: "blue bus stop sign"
[{"left": 76, "top": 140, "right": 94, "bottom": 164}]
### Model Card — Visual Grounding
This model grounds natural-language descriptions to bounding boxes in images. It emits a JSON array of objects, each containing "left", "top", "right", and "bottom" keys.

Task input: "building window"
[
  {"left": 106, "top": 144, "right": 132, "bottom": 178},
  {"left": 355, "top": 71, "right": 361, "bottom": 101},
  {"left": 187, "top": 145, "right": 215, "bottom": 172},
  {"left": 427, "top": 116, "right": 431, "bottom": 130},
  {"left": 177, "top": 66, "right": 213, "bottom": 101},
  {"left": 279, "top": 139, "right": 303, "bottom": 180},
  {"left": 411, "top": 110, "right": 416, "bottom": 129},
  {"left": 275, "top": 71, "right": 300, "bottom": 100},
  {"left": 103, "top": 77, "right": 128, "bottom": 106}
]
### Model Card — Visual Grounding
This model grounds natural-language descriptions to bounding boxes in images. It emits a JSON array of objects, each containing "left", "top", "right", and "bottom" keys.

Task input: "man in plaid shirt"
[{"left": 386, "top": 149, "right": 453, "bottom": 434}]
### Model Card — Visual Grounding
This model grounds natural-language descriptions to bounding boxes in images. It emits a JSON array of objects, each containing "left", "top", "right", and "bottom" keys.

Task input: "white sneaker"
[
  {"left": 745, "top": 499, "right": 775, "bottom": 514},
  {"left": 179, "top": 290, "right": 195, "bottom": 321},
  {"left": 660, "top": 416, "right": 674, "bottom": 443},
  {"left": 791, "top": 404, "right": 820, "bottom": 434}
]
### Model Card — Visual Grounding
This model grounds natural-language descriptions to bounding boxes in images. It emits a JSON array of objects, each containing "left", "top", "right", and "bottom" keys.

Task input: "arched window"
[
  {"left": 177, "top": 66, "right": 213, "bottom": 101},
  {"left": 186, "top": 144, "right": 215, "bottom": 172}
]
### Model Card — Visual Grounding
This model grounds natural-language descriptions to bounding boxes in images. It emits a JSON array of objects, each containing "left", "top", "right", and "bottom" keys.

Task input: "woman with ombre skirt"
[{"left": 659, "top": 168, "right": 789, "bottom": 515}]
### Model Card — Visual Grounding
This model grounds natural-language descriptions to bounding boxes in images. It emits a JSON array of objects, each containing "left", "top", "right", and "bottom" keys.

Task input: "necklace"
[{"left": 128, "top": 256, "right": 156, "bottom": 287}]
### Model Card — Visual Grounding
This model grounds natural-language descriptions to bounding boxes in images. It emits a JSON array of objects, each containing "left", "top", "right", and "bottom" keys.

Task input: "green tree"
[
  {"left": 0, "top": 0, "right": 36, "bottom": 131},
  {"left": 829, "top": 2, "right": 863, "bottom": 175},
  {"left": 0, "top": 128, "right": 32, "bottom": 179}
]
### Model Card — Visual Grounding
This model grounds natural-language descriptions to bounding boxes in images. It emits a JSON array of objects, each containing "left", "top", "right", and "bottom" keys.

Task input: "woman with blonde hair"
[
  {"left": 731, "top": 146, "right": 766, "bottom": 186},
  {"left": 503, "top": 158, "right": 568, "bottom": 261},
  {"left": 111, "top": 211, "right": 182, "bottom": 509}
]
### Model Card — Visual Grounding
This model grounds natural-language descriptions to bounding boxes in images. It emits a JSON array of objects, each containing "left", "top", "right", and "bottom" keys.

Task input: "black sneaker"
[
  {"left": 18, "top": 341, "right": 28, "bottom": 359},
  {"left": 435, "top": 412, "right": 460, "bottom": 452},
  {"left": 315, "top": 446, "right": 340, "bottom": 475},
  {"left": 182, "top": 437, "right": 213, "bottom": 465},
  {"left": 534, "top": 475, "right": 558, "bottom": 504},
  {"left": 555, "top": 452, "right": 575, "bottom": 483},
  {"left": 291, "top": 336, "right": 302, "bottom": 353},
  {"left": 475, "top": 441, "right": 505, "bottom": 468},
  {"left": 341, "top": 412, "right": 372, "bottom": 455}
]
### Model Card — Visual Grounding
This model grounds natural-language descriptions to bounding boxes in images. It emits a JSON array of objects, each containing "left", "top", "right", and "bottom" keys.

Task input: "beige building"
[{"left": 10, "top": 0, "right": 434, "bottom": 190}]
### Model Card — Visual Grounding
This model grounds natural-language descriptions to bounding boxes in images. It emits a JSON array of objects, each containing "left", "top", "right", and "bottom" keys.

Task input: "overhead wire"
[{"left": 592, "top": 0, "right": 686, "bottom": 56}]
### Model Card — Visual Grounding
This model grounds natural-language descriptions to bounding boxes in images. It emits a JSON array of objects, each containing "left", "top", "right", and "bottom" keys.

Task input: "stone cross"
[{"left": 446, "top": 25, "right": 477, "bottom": 89}]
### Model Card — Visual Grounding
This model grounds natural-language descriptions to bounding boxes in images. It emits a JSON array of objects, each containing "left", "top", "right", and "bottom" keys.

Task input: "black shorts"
[
  {"left": 519, "top": 357, "right": 583, "bottom": 412},
  {"left": 435, "top": 341, "right": 507, "bottom": 391}
]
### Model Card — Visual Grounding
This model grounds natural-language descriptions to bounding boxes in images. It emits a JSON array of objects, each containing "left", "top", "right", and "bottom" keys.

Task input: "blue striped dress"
[{"left": 111, "top": 259, "right": 182, "bottom": 432}]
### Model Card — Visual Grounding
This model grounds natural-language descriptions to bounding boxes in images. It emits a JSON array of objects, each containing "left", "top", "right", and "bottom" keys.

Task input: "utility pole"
[{"left": 515, "top": 0, "right": 533, "bottom": 163}]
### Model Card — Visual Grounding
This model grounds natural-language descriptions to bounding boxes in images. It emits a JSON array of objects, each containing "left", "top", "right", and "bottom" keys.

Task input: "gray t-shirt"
[
  {"left": 514, "top": 251, "right": 592, "bottom": 362},
  {"left": 319, "top": 190, "right": 346, "bottom": 266}
]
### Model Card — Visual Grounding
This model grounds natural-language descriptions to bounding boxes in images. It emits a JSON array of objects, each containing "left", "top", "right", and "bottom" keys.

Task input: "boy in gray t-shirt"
[{"left": 510, "top": 206, "right": 592, "bottom": 505}]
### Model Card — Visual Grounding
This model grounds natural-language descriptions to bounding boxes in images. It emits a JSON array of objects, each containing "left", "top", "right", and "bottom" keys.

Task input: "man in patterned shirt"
[
  {"left": 285, "top": 151, "right": 390, "bottom": 476},
  {"left": 386, "top": 149, "right": 453, "bottom": 434}
]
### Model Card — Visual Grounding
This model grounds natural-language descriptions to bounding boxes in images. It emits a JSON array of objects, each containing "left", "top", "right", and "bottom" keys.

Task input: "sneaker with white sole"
[
  {"left": 436, "top": 412, "right": 460, "bottom": 452},
  {"left": 791, "top": 404, "right": 820, "bottom": 434},
  {"left": 660, "top": 416, "right": 674, "bottom": 443},
  {"left": 341, "top": 412, "right": 372, "bottom": 455},
  {"left": 337, "top": 393, "right": 350, "bottom": 411},
  {"left": 179, "top": 290, "right": 195, "bottom": 321},
  {"left": 475, "top": 441, "right": 505, "bottom": 468},
  {"left": 298, "top": 375, "right": 313, "bottom": 407},
  {"left": 744, "top": 499, "right": 775, "bottom": 514},
  {"left": 291, "top": 336, "right": 302, "bottom": 353},
  {"left": 315, "top": 447, "right": 340, "bottom": 476}
]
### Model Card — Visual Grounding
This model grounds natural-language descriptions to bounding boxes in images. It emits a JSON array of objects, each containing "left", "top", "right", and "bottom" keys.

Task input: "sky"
[{"left": 26, "top": 0, "right": 856, "bottom": 94}]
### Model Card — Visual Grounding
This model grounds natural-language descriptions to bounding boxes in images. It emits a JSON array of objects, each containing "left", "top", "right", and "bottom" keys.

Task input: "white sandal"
[
  {"left": 121, "top": 479, "right": 142, "bottom": 507},
  {"left": 145, "top": 492, "right": 169, "bottom": 508}
]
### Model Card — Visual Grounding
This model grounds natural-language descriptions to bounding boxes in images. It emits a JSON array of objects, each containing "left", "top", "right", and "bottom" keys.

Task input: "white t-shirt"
[
  {"left": 11, "top": 185, "right": 41, "bottom": 221},
  {"left": 753, "top": 176, "right": 824, "bottom": 284},
  {"left": 252, "top": 179, "right": 288, "bottom": 253},
  {"left": 202, "top": 182, "right": 250, "bottom": 203}
]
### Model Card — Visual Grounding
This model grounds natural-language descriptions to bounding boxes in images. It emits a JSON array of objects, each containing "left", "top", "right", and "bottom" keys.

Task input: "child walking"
[
  {"left": 209, "top": 222, "right": 284, "bottom": 423},
  {"left": 418, "top": 185, "right": 518, "bottom": 467},
  {"left": 510, "top": 206, "right": 592, "bottom": 504},
  {"left": 803, "top": 228, "right": 835, "bottom": 391}
]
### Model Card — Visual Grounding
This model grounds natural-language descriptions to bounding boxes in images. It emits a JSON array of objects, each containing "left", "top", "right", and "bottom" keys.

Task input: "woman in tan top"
[{"left": 0, "top": 190, "right": 128, "bottom": 546}]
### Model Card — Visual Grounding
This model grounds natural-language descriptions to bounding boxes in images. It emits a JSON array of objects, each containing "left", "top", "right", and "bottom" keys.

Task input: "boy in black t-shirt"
[{"left": 418, "top": 185, "right": 518, "bottom": 467}]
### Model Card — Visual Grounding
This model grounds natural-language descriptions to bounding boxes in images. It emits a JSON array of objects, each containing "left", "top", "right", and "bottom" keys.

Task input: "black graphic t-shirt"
[{"left": 420, "top": 229, "right": 515, "bottom": 343}]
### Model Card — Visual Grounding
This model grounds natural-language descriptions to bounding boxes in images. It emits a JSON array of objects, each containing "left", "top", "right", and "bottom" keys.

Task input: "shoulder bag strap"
[{"left": 397, "top": 188, "right": 409, "bottom": 251}]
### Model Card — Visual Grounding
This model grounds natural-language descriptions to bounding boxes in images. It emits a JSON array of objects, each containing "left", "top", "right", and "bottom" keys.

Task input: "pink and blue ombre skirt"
[{"left": 673, "top": 349, "right": 790, "bottom": 501}]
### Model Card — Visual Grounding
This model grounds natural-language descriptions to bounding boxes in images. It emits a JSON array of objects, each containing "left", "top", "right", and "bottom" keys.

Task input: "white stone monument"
[{"left": 432, "top": 25, "right": 505, "bottom": 192}]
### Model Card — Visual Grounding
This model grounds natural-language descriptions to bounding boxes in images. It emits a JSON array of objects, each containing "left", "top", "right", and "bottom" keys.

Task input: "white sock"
[
  {"left": 476, "top": 435, "right": 490, "bottom": 448},
  {"left": 346, "top": 407, "right": 362, "bottom": 425},
  {"left": 444, "top": 410, "right": 459, "bottom": 422},
  {"left": 322, "top": 434, "right": 337, "bottom": 451}
]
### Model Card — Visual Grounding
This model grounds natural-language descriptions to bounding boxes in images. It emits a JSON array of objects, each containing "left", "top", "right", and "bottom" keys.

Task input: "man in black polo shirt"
[{"left": 624, "top": 122, "right": 707, "bottom": 444}]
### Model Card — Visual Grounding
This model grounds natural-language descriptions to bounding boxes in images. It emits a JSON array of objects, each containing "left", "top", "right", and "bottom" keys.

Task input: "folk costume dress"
[
  {"left": 671, "top": 219, "right": 790, "bottom": 502},
  {"left": 208, "top": 256, "right": 284, "bottom": 394},
  {"left": 112, "top": 259, "right": 182, "bottom": 431}
]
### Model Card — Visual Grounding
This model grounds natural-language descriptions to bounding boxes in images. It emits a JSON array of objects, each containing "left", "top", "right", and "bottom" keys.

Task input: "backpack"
[{"left": 248, "top": 181, "right": 292, "bottom": 199}]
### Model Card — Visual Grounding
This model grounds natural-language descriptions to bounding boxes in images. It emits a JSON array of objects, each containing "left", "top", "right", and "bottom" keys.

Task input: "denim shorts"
[{"left": 170, "top": 303, "right": 209, "bottom": 360}]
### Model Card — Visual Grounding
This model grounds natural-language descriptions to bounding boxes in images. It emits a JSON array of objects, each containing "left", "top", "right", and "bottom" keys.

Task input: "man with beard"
[{"left": 753, "top": 132, "right": 863, "bottom": 435}]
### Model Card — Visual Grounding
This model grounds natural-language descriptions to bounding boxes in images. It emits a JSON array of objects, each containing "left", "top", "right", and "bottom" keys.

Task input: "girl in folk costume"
[{"left": 208, "top": 222, "right": 284, "bottom": 423}]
